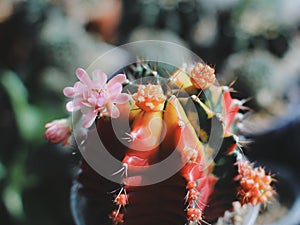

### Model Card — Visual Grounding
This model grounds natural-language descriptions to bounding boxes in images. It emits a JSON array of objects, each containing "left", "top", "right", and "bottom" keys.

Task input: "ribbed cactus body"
[{"left": 67, "top": 61, "right": 275, "bottom": 225}]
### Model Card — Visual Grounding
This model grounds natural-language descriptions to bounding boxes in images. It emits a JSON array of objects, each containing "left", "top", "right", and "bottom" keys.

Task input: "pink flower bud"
[{"left": 44, "top": 119, "right": 71, "bottom": 146}]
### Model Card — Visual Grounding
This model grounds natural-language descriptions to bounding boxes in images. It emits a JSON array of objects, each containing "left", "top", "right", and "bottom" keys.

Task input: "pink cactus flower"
[
  {"left": 44, "top": 119, "right": 71, "bottom": 146},
  {"left": 63, "top": 68, "right": 129, "bottom": 128}
]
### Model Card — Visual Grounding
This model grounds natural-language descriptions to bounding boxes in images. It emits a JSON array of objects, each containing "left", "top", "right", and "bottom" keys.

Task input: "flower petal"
[
  {"left": 107, "top": 74, "right": 126, "bottom": 88},
  {"left": 108, "top": 83, "right": 122, "bottom": 97},
  {"left": 63, "top": 87, "right": 75, "bottom": 97},
  {"left": 66, "top": 99, "right": 82, "bottom": 112},
  {"left": 81, "top": 106, "right": 91, "bottom": 114},
  {"left": 107, "top": 103, "right": 120, "bottom": 118},
  {"left": 74, "top": 81, "right": 85, "bottom": 92},
  {"left": 87, "top": 95, "right": 97, "bottom": 105},
  {"left": 92, "top": 70, "right": 107, "bottom": 88},
  {"left": 76, "top": 68, "right": 93, "bottom": 87},
  {"left": 111, "top": 93, "right": 130, "bottom": 104},
  {"left": 82, "top": 101, "right": 93, "bottom": 107},
  {"left": 82, "top": 110, "right": 98, "bottom": 128},
  {"left": 96, "top": 96, "right": 106, "bottom": 107}
]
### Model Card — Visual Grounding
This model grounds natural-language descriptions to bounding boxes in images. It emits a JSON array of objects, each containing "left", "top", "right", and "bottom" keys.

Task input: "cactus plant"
[{"left": 45, "top": 60, "right": 275, "bottom": 225}]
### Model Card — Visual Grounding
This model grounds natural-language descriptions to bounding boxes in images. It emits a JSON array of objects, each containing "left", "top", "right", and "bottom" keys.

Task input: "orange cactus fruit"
[
  {"left": 124, "top": 110, "right": 164, "bottom": 153},
  {"left": 132, "top": 84, "right": 166, "bottom": 112},
  {"left": 236, "top": 161, "right": 275, "bottom": 206},
  {"left": 190, "top": 62, "right": 216, "bottom": 90},
  {"left": 122, "top": 84, "right": 166, "bottom": 170},
  {"left": 122, "top": 110, "right": 164, "bottom": 169}
]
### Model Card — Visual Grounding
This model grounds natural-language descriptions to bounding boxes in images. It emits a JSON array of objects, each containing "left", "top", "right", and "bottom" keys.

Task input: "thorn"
[
  {"left": 173, "top": 83, "right": 184, "bottom": 98},
  {"left": 197, "top": 89, "right": 203, "bottom": 99},
  {"left": 164, "top": 68, "right": 172, "bottom": 79},
  {"left": 184, "top": 191, "right": 189, "bottom": 203},
  {"left": 236, "top": 142, "right": 245, "bottom": 154},
  {"left": 153, "top": 62, "right": 158, "bottom": 72},
  {"left": 241, "top": 97, "right": 253, "bottom": 104},
  {"left": 126, "top": 89, "right": 133, "bottom": 96},
  {"left": 108, "top": 188, "right": 119, "bottom": 195},
  {"left": 111, "top": 163, "right": 128, "bottom": 177},
  {"left": 201, "top": 219, "right": 211, "bottom": 225},
  {"left": 115, "top": 205, "right": 122, "bottom": 220},
  {"left": 238, "top": 140, "right": 253, "bottom": 146},
  {"left": 240, "top": 106, "right": 251, "bottom": 111},
  {"left": 228, "top": 79, "right": 237, "bottom": 88},
  {"left": 122, "top": 132, "right": 136, "bottom": 142}
]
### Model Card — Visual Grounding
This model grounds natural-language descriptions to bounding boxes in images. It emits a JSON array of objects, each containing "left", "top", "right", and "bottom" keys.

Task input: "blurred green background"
[{"left": 0, "top": 0, "right": 300, "bottom": 225}]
